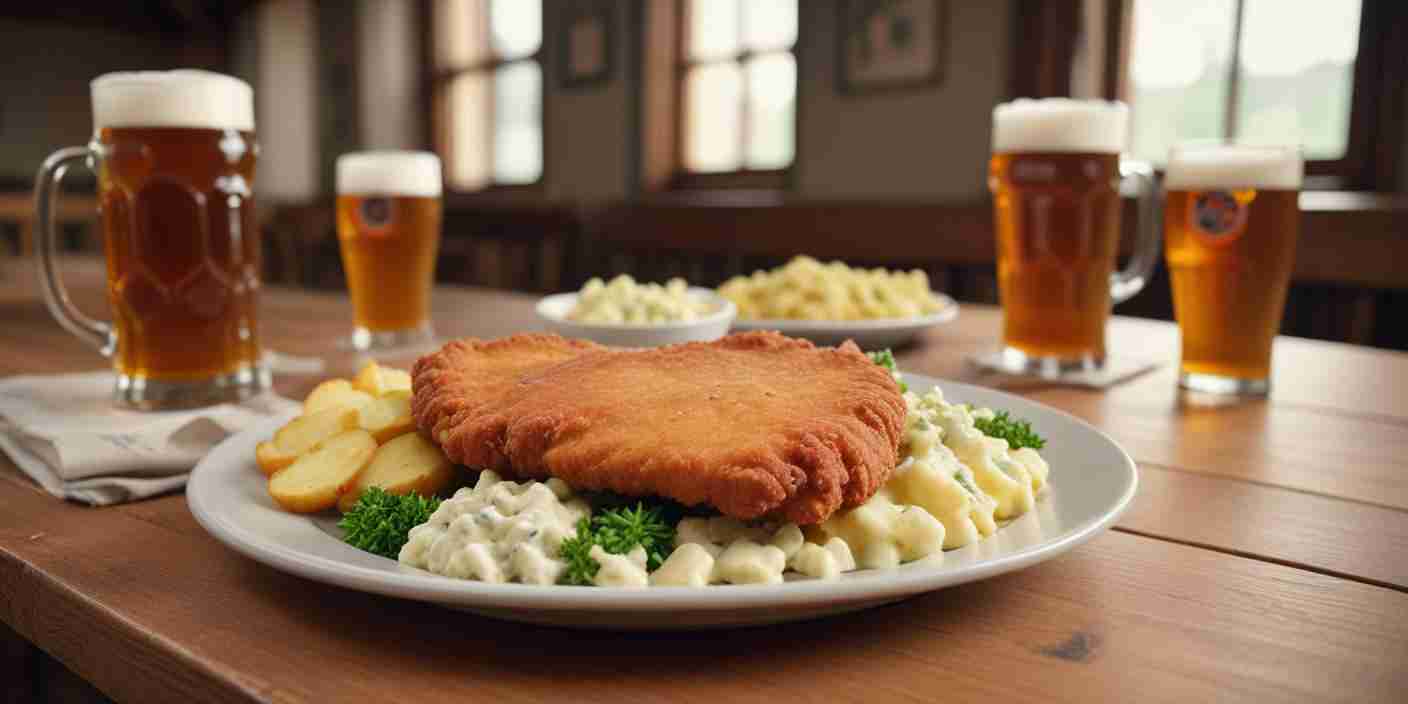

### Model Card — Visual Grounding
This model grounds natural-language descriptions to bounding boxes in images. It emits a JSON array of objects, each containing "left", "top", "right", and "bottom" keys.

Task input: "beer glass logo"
[
  {"left": 360, "top": 197, "right": 395, "bottom": 232},
  {"left": 1191, "top": 190, "right": 1247, "bottom": 244}
]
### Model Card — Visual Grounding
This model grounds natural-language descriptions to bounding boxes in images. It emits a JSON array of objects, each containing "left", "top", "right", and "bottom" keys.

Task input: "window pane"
[
  {"left": 490, "top": 0, "right": 541, "bottom": 60},
  {"left": 435, "top": 0, "right": 489, "bottom": 69},
  {"left": 745, "top": 52, "right": 795, "bottom": 169},
  {"left": 741, "top": 0, "right": 797, "bottom": 51},
  {"left": 1128, "top": 0, "right": 1237, "bottom": 164},
  {"left": 493, "top": 61, "right": 543, "bottom": 184},
  {"left": 683, "top": 63, "right": 743, "bottom": 172},
  {"left": 444, "top": 72, "right": 491, "bottom": 190},
  {"left": 1236, "top": 0, "right": 1361, "bottom": 159},
  {"left": 687, "top": 0, "right": 740, "bottom": 61}
]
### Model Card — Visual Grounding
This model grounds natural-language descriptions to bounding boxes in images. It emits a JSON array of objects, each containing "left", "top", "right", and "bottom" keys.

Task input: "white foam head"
[
  {"left": 1164, "top": 144, "right": 1303, "bottom": 190},
  {"left": 992, "top": 98, "right": 1128, "bottom": 154},
  {"left": 336, "top": 151, "right": 443, "bottom": 197},
  {"left": 91, "top": 70, "right": 253, "bottom": 131}
]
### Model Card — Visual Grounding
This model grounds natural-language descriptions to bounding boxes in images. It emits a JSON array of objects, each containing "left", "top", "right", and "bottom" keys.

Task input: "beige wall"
[
  {"left": 542, "top": 1, "right": 633, "bottom": 203},
  {"left": 254, "top": 0, "right": 321, "bottom": 202},
  {"left": 795, "top": 0, "right": 1013, "bottom": 201},
  {"left": 358, "top": 0, "right": 422, "bottom": 150},
  {"left": 229, "top": 0, "right": 1015, "bottom": 203}
]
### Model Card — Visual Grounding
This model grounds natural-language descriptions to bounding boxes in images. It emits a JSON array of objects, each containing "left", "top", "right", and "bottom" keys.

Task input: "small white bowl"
[{"left": 535, "top": 287, "right": 736, "bottom": 347}]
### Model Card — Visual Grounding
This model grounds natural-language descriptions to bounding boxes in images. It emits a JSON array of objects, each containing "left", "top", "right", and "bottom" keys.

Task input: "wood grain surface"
[{"left": 2, "top": 258, "right": 1406, "bottom": 703}]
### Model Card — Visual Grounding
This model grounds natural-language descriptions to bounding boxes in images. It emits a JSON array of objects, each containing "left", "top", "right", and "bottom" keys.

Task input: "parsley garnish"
[
  {"left": 973, "top": 411, "right": 1046, "bottom": 450},
  {"left": 868, "top": 348, "right": 908, "bottom": 392},
  {"left": 338, "top": 487, "right": 441, "bottom": 559},
  {"left": 558, "top": 502, "right": 677, "bottom": 586}
]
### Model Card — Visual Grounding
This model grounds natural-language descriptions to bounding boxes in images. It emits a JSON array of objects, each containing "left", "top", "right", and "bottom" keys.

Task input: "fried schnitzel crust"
[{"left": 412, "top": 332, "right": 904, "bottom": 524}]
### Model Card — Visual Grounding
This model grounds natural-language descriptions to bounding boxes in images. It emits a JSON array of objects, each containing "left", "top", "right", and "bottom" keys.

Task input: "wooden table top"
[{"left": 1, "top": 258, "right": 1405, "bottom": 703}]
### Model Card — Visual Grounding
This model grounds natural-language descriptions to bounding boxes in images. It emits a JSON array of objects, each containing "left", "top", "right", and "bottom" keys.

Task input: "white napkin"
[{"left": 0, "top": 372, "right": 297, "bottom": 505}]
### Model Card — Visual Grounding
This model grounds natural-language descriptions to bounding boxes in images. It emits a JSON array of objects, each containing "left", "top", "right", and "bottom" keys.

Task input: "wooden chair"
[
  {"left": 435, "top": 204, "right": 579, "bottom": 294},
  {"left": 0, "top": 191, "right": 100, "bottom": 257}
]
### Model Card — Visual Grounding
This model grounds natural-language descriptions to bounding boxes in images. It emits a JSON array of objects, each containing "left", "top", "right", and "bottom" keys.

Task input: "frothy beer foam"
[
  {"left": 337, "top": 151, "right": 443, "bottom": 198},
  {"left": 1164, "top": 145, "right": 1303, "bottom": 190},
  {"left": 992, "top": 98, "right": 1128, "bottom": 154},
  {"left": 92, "top": 70, "right": 254, "bottom": 131}
]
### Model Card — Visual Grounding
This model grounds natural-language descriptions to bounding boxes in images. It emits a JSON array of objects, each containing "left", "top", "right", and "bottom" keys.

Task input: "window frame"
[
  {"left": 1099, "top": 0, "right": 1404, "bottom": 190},
  {"left": 669, "top": 0, "right": 797, "bottom": 191},
  {"left": 419, "top": 0, "right": 548, "bottom": 198}
]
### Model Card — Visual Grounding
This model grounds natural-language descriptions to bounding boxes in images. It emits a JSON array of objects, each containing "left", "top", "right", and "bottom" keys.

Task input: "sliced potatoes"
[{"left": 259, "top": 361, "right": 457, "bottom": 514}]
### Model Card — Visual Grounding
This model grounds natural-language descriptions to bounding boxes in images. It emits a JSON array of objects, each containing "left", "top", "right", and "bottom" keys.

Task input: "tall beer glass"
[
  {"left": 34, "top": 70, "right": 266, "bottom": 409},
  {"left": 335, "top": 151, "right": 443, "bottom": 351},
  {"left": 1164, "top": 143, "right": 1302, "bottom": 395},
  {"left": 988, "top": 99, "right": 1160, "bottom": 373}
]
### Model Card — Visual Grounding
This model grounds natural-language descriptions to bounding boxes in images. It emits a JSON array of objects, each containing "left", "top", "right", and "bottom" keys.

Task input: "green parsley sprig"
[
  {"left": 559, "top": 502, "right": 677, "bottom": 586},
  {"left": 338, "top": 487, "right": 441, "bottom": 559},
  {"left": 868, "top": 348, "right": 908, "bottom": 392},
  {"left": 973, "top": 411, "right": 1046, "bottom": 450}
]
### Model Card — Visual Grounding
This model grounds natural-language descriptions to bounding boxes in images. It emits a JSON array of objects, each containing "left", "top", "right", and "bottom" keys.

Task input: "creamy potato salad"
[
  {"left": 719, "top": 256, "right": 950, "bottom": 321},
  {"left": 393, "top": 382, "right": 1050, "bottom": 588},
  {"left": 568, "top": 275, "right": 712, "bottom": 325},
  {"left": 399, "top": 471, "right": 590, "bottom": 584}
]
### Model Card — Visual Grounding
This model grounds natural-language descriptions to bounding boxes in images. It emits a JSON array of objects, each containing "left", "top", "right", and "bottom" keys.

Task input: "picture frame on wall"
[
  {"left": 559, "top": 2, "right": 614, "bottom": 90},
  {"left": 838, "top": 0, "right": 948, "bottom": 95}
]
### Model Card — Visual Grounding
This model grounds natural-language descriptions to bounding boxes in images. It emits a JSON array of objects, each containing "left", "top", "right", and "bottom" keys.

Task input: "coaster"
[{"left": 967, "top": 349, "right": 1160, "bottom": 389}]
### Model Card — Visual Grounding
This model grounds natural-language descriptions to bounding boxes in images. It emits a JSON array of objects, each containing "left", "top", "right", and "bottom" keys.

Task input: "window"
[
  {"left": 431, "top": 0, "right": 543, "bottom": 191},
  {"left": 1126, "top": 0, "right": 1362, "bottom": 167},
  {"left": 679, "top": 0, "right": 798, "bottom": 176}
]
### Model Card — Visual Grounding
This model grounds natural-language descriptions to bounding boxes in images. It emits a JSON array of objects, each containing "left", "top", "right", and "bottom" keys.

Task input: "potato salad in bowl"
[
  {"left": 568, "top": 275, "right": 712, "bottom": 325},
  {"left": 536, "top": 275, "right": 735, "bottom": 347}
]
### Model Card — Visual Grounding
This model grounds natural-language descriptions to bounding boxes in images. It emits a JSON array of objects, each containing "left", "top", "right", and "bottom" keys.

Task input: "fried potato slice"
[
  {"left": 255, "top": 441, "right": 297, "bottom": 476},
  {"left": 268, "top": 429, "right": 377, "bottom": 513},
  {"left": 352, "top": 361, "right": 413, "bottom": 396},
  {"left": 255, "top": 406, "right": 361, "bottom": 476},
  {"left": 337, "top": 432, "right": 455, "bottom": 513},
  {"left": 357, "top": 390, "right": 415, "bottom": 443},
  {"left": 304, "top": 379, "right": 374, "bottom": 415}
]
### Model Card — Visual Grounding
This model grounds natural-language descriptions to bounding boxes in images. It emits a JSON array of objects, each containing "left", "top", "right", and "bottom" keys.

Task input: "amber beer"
[
  {"left": 335, "top": 151, "right": 443, "bottom": 350},
  {"left": 34, "top": 70, "right": 266, "bottom": 409},
  {"left": 988, "top": 99, "right": 1159, "bottom": 369},
  {"left": 1164, "top": 144, "right": 1302, "bottom": 394}
]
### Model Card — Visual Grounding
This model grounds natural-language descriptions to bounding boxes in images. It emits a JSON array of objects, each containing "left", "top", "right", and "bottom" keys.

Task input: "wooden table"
[{"left": 2, "top": 259, "right": 1406, "bottom": 703}]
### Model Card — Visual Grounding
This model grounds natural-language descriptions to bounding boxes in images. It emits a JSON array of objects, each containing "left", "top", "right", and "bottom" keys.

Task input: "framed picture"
[
  {"left": 559, "top": 2, "right": 615, "bottom": 90},
  {"left": 838, "top": 0, "right": 948, "bottom": 95}
]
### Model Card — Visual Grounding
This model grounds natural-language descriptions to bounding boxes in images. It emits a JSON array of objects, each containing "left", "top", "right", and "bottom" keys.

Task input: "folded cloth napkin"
[{"left": 0, "top": 372, "right": 297, "bottom": 505}]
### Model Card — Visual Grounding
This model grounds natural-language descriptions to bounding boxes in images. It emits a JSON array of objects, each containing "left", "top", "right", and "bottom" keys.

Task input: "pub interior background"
[{"left": 0, "top": 0, "right": 1404, "bottom": 351}]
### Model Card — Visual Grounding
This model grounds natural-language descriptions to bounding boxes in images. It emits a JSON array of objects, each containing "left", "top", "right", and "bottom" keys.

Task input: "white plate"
[
  {"left": 536, "top": 288, "right": 735, "bottom": 347},
  {"left": 188, "top": 373, "right": 1137, "bottom": 630},
  {"left": 730, "top": 296, "right": 959, "bottom": 349}
]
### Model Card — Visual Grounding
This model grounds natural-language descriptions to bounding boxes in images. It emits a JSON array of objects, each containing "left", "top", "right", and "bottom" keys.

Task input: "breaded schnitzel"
[
  {"left": 411, "top": 332, "right": 904, "bottom": 525},
  {"left": 410, "top": 334, "right": 603, "bottom": 471}
]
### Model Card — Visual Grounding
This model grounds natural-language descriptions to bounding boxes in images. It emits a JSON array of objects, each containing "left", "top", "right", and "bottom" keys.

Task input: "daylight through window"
[
  {"left": 433, "top": 0, "right": 544, "bottom": 190},
  {"left": 1127, "top": 0, "right": 1362, "bottom": 165},
  {"left": 681, "top": 0, "right": 798, "bottom": 174}
]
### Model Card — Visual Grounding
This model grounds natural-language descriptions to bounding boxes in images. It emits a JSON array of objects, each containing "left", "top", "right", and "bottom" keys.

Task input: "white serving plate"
[
  {"left": 730, "top": 295, "right": 959, "bottom": 349},
  {"left": 535, "top": 288, "right": 735, "bottom": 347},
  {"left": 188, "top": 373, "right": 1137, "bottom": 630}
]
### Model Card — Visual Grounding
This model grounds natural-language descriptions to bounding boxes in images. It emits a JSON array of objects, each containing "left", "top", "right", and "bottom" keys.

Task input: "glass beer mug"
[
  {"left": 1164, "top": 142, "right": 1303, "bottom": 395},
  {"left": 33, "top": 70, "right": 268, "bottom": 409},
  {"left": 987, "top": 99, "right": 1161, "bottom": 374},
  {"left": 334, "top": 151, "right": 443, "bottom": 351}
]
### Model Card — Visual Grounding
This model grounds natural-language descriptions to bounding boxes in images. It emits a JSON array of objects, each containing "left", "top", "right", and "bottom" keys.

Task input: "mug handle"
[
  {"left": 1110, "top": 159, "right": 1161, "bottom": 304},
  {"left": 33, "top": 146, "right": 115, "bottom": 356}
]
